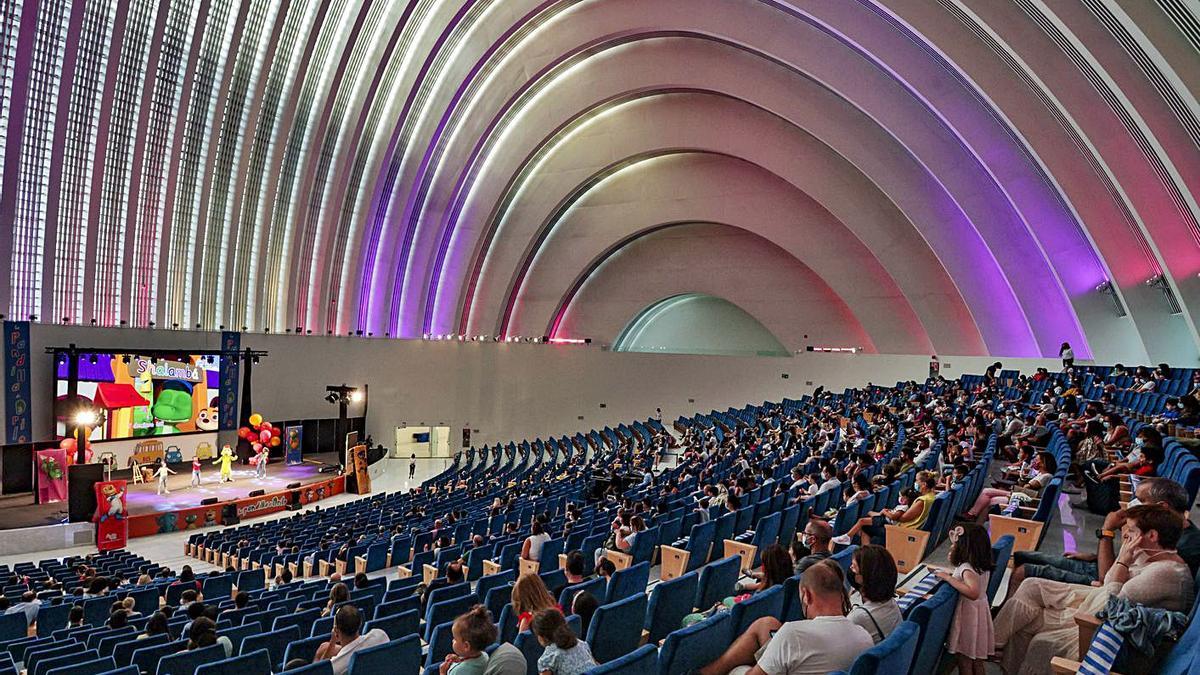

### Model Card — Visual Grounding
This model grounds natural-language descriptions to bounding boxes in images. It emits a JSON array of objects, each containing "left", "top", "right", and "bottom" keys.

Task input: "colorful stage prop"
[{"left": 93, "top": 480, "right": 128, "bottom": 550}]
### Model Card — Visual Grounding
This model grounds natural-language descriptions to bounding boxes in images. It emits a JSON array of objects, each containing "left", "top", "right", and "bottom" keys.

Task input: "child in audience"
[
  {"left": 440, "top": 605, "right": 492, "bottom": 675},
  {"left": 931, "top": 523, "right": 995, "bottom": 675},
  {"left": 532, "top": 608, "right": 597, "bottom": 675},
  {"left": 569, "top": 591, "right": 599, "bottom": 638}
]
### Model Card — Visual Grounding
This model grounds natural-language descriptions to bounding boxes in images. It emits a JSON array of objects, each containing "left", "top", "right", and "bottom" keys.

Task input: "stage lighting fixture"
[
  {"left": 57, "top": 354, "right": 66, "bottom": 365},
  {"left": 119, "top": 320, "right": 127, "bottom": 326},
  {"left": 241, "top": 326, "right": 247, "bottom": 331},
  {"left": 91, "top": 318, "right": 97, "bottom": 325},
  {"left": 306, "top": 329, "right": 312, "bottom": 334},
  {"left": 75, "top": 410, "right": 98, "bottom": 427},
  {"left": 89, "top": 354, "right": 97, "bottom": 365},
  {"left": 356, "top": 330, "right": 363, "bottom": 336},
  {"left": 350, "top": 390, "right": 364, "bottom": 403},
  {"left": 150, "top": 357, "right": 158, "bottom": 364},
  {"left": 61, "top": 317, "right": 69, "bottom": 324},
  {"left": 28, "top": 314, "right": 36, "bottom": 321},
  {"left": 219, "top": 325, "right": 226, "bottom": 330},
  {"left": 252, "top": 355, "right": 259, "bottom": 364},
  {"left": 264, "top": 327, "right": 270, "bottom": 333},
  {"left": 121, "top": 355, "right": 130, "bottom": 364},
  {"left": 196, "top": 323, "right": 202, "bottom": 329}
]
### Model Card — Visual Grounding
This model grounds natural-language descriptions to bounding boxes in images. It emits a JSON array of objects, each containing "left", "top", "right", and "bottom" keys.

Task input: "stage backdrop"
[{"left": 87, "top": 432, "right": 218, "bottom": 469}]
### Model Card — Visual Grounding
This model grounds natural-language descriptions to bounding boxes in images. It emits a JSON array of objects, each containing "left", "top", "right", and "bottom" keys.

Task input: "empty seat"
[
  {"left": 644, "top": 571, "right": 699, "bottom": 644},
  {"left": 841, "top": 620, "right": 919, "bottom": 675},
  {"left": 240, "top": 626, "right": 301, "bottom": 671},
  {"left": 586, "top": 593, "right": 648, "bottom": 663},
  {"left": 582, "top": 643, "right": 656, "bottom": 675},
  {"left": 156, "top": 643, "right": 226, "bottom": 675},
  {"left": 605, "top": 562, "right": 650, "bottom": 604},
  {"left": 656, "top": 612, "right": 733, "bottom": 675},
  {"left": 194, "top": 648, "right": 272, "bottom": 675},
  {"left": 694, "top": 556, "right": 740, "bottom": 610},
  {"left": 346, "top": 635, "right": 420, "bottom": 675},
  {"left": 729, "top": 585, "right": 784, "bottom": 636}
]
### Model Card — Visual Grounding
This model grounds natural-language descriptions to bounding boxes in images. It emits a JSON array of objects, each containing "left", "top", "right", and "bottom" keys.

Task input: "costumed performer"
[
  {"left": 214, "top": 444, "right": 234, "bottom": 483},
  {"left": 254, "top": 444, "right": 269, "bottom": 479}
]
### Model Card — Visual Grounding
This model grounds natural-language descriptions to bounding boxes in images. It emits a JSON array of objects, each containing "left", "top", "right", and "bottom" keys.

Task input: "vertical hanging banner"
[
  {"left": 93, "top": 480, "right": 128, "bottom": 551},
  {"left": 285, "top": 425, "right": 303, "bottom": 465},
  {"left": 218, "top": 332, "right": 241, "bottom": 430},
  {"left": 350, "top": 443, "right": 371, "bottom": 494},
  {"left": 4, "top": 321, "right": 31, "bottom": 443}
]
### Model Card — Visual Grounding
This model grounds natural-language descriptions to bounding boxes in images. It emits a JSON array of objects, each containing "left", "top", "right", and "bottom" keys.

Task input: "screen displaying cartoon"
[{"left": 55, "top": 353, "right": 221, "bottom": 440}]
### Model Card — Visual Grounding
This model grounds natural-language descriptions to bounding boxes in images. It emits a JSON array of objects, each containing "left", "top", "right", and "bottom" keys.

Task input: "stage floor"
[{"left": 0, "top": 454, "right": 343, "bottom": 531}]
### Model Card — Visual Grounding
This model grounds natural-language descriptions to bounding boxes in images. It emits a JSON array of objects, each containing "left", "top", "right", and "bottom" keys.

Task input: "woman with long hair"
[{"left": 510, "top": 573, "right": 557, "bottom": 634}]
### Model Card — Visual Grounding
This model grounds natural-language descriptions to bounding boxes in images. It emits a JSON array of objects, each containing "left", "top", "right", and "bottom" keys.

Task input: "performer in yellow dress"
[{"left": 214, "top": 445, "right": 235, "bottom": 483}]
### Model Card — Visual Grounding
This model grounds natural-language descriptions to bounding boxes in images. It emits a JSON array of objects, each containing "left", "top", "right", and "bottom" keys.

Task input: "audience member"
[
  {"left": 439, "top": 605, "right": 494, "bottom": 675},
  {"left": 846, "top": 545, "right": 901, "bottom": 644},
  {"left": 933, "top": 523, "right": 995, "bottom": 675},
  {"left": 315, "top": 605, "right": 390, "bottom": 675},
  {"left": 698, "top": 559, "right": 872, "bottom": 674},
  {"left": 511, "top": 574, "right": 557, "bottom": 634},
  {"left": 792, "top": 519, "right": 833, "bottom": 574},
  {"left": 532, "top": 608, "right": 597, "bottom": 675}
]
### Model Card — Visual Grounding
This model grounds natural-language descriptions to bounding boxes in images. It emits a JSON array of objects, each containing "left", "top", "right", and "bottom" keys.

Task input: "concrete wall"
[{"left": 18, "top": 325, "right": 1068, "bottom": 454}]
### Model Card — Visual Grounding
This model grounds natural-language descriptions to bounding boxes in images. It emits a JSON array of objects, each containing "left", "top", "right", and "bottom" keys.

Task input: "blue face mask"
[{"left": 1135, "top": 437, "right": 1145, "bottom": 449}]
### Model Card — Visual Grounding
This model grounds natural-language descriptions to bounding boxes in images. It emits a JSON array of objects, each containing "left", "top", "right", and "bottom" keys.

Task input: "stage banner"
[
  {"left": 93, "top": 480, "right": 128, "bottom": 550},
  {"left": 285, "top": 425, "right": 303, "bottom": 465},
  {"left": 218, "top": 332, "right": 241, "bottom": 430},
  {"left": 350, "top": 444, "right": 371, "bottom": 494},
  {"left": 4, "top": 321, "right": 31, "bottom": 443},
  {"left": 35, "top": 448, "right": 68, "bottom": 503}
]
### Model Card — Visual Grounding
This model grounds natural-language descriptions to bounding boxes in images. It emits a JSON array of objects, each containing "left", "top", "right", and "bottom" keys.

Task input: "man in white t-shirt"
[
  {"left": 698, "top": 560, "right": 873, "bottom": 675},
  {"left": 314, "top": 605, "right": 390, "bottom": 675}
]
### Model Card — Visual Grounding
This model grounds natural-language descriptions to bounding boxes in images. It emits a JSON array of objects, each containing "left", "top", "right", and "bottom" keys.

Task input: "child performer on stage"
[
  {"left": 255, "top": 445, "right": 269, "bottom": 479},
  {"left": 155, "top": 460, "right": 177, "bottom": 495},
  {"left": 191, "top": 454, "right": 202, "bottom": 487}
]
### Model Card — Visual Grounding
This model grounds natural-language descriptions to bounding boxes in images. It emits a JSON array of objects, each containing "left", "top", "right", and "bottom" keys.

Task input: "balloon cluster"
[
  {"left": 58, "top": 437, "right": 93, "bottom": 465},
  {"left": 237, "top": 413, "right": 282, "bottom": 454}
]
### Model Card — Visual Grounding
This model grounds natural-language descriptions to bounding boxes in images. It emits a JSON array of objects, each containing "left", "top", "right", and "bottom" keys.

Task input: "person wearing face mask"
[
  {"left": 846, "top": 545, "right": 901, "bottom": 644},
  {"left": 697, "top": 560, "right": 872, "bottom": 675},
  {"left": 791, "top": 519, "right": 834, "bottom": 575}
]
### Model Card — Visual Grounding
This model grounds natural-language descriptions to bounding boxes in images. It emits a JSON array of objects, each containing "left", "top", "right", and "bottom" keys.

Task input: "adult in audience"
[
  {"left": 846, "top": 545, "right": 901, "bottom": 644},
  {"left": 994, "top": 503, "right": 1196, "bottom": 673},
  {"left": 315, "top": 605, "right": 390, "bottom": 675},
  {"left": 833, "top": 471, "right": 939, "bottom": 546},
  {"left": 422, "top": 561, "right": 467, "bottom": 613},
  {"left": 791, "top": 519, "right": 833, "bottom": 575},
  {"left": 569, "top": 591, "right": 599, "bottom": 639},
  {"left": 956, "top": 452, "right": 1056, "bottom": 522},
  {"left": 187, "top": 616, "right": 233, "bottom": 657},
  {"left": 1009, "top": 477, "right": 1200, "bottom": 594},
  {"left": 323, "top": 582, "right": 349, "bottom": 617},
  {"left": 698, "top": 559, "right": 872, "bottom": 675},
  {"left": 511, "top": 573, "right": 557, "bottom": 634},
  {"left": 737, "top": 544, "right": 792, "bottom": 594},
  {"left": 521, "top": 520, "right": 552, "bottom": 562},
  {"left": 66, "top": 606, "right": 83, "bottom": 629},
  {"left": 172, "top": 565, "right": 202, "bottom": 591},
  {"left": 139, "top": 611, "right": 169, "bottom": 639},
  {"left": 5, "top": 591, "right": 38, "bottom": 627},
  {"left": 482, "top": 642, "right": 527, "bottom": 675}
]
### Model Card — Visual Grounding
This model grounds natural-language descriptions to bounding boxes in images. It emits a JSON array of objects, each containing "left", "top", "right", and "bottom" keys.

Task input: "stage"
[{"left": 0, "top": 454, "right": 348, "bottom": 537}]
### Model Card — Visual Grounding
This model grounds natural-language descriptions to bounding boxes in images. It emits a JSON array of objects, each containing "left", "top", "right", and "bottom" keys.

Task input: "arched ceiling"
[{"left": 0, "top": 0, "right": 1198, "bottom": 361}]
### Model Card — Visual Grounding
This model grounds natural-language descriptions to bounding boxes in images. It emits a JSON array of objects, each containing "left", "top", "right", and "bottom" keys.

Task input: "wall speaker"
[
  {"left": 248, "top": 489, "right": 265, "bottom": 497},
  {"left": 200, "top": 497, "right": 219, "bottom": 506},
  {"left": 286, "top": 482, "right": 301, "bottom": 489}
]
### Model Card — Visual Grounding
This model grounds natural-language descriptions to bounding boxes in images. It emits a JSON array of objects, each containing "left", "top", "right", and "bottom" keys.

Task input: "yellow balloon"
[{"left": 248, "top": 413, "right": 263, "bottom": 427}]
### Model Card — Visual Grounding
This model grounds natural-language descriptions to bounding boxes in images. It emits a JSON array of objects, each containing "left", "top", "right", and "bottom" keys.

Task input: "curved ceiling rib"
[{"left": 1, "top": 0, "right": 1198, "bottom": 363}]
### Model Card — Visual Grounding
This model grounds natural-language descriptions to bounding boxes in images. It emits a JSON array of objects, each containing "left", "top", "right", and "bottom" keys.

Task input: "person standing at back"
[{"left": 410, "top": 454, "right": 417, "bottom": 480}]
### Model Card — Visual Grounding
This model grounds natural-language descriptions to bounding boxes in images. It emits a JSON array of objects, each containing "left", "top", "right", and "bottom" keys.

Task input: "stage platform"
[{"left": 0, "top": 454, "right": 348, "bottom": 537}]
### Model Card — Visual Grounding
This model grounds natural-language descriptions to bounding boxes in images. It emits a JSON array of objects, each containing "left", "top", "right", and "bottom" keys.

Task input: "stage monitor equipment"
[
  {"left": 286, "top": 482, "right": 301, "bottom": 489},
  {"left": 221, "top": 502, "right": 240, "bottom": 525},
  {"left": 54, "top": 352, "right": 223, "bottom": 441},
  {"left": 200, "top": 497, "right": 219, "bottom": 506},
  {"left": 247, "top": 489, "right": 265, "bottom": 498},
  {"left": 67, "top": 463, "right": 105, "bottom": 522}
]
